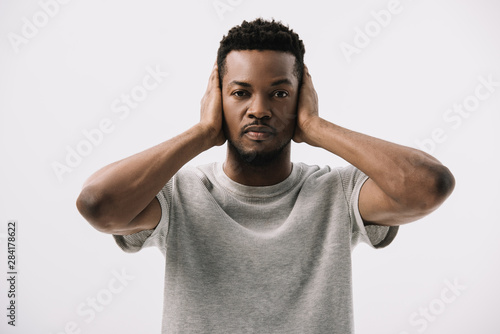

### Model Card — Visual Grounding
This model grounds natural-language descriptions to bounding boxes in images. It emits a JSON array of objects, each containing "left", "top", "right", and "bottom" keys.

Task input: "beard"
[{"left": 227, "top": 137, "right": 291, "bottom": 167}]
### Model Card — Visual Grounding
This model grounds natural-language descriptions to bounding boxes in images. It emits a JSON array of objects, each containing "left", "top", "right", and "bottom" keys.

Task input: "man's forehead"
[{"left": 223, "top": 50, "right": 297, "bottom": 85}]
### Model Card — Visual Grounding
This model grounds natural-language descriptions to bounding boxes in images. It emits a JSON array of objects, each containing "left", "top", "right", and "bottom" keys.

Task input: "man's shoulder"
[
  {"left": 175, "top": 162, "right": 217, "bottom": 178},
  {"left": 172, "top": 162, "right": 218, "bottom": 187},
  {"left": 293, "top": 162, "right": 367, "bottom": 192},
  {"left": 177, "top": 162, "right": 361, "bottom": 179},
  {"left": 293, "top": 162, "right": 357, "bottom": 178},
  {"left": 172, "top": 162, "right": 364, "bottom": 192}
]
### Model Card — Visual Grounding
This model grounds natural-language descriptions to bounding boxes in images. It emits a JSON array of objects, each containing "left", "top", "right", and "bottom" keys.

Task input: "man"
[{"left": 76, "top": 18, "right": 455, "bottom": 333}]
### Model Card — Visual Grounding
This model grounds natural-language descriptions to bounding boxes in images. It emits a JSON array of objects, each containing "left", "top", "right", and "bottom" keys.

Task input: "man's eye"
[
  {"left": 232, "top": 91, "right": 247, "bottom": 97},
  {"left": 274, "top": 91, "right": 289, "bottom": 98}
]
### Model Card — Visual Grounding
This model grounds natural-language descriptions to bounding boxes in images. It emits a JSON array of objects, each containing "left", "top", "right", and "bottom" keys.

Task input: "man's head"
[
  {"left": 217, "top": 18, "right": 305, "bottom": 85},
  {"left": 217, "top": 19, "right": 306, "bottom": 168}
]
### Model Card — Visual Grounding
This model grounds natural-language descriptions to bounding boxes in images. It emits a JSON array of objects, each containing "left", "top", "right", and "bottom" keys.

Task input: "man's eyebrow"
[
  {"left": 227, "top": 80, "right": 251, "bottom": 88},
  {"left": 227, "top": 78, "right": 294, "bottom": 88},
  {"left": 270, "top": 78, "right": 293, "bottom": 87}
]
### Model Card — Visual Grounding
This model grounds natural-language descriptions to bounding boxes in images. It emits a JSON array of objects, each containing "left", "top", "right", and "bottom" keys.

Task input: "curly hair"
[{"left": 217, "top": 18, "right": 305, "bottom": 84}]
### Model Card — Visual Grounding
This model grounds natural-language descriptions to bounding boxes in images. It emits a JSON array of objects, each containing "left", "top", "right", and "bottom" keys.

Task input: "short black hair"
[{"left": 217, "top": 18, "right": 305, "bottom": 84}]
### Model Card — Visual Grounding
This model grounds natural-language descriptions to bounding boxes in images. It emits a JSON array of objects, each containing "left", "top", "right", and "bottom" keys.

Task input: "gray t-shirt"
[{"left": 114, "top": 162, "right": 398, "bottom": 333}]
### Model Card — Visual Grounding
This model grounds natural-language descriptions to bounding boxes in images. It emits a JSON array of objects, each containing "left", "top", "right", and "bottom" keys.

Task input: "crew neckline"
[{"left": 213, "top": 162, "right": 302, "bottom": 198}]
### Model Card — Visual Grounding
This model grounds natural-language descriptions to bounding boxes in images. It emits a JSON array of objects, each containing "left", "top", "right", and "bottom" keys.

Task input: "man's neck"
[{"left": 223, "top": 147, "right": 293, "bottom": 186}]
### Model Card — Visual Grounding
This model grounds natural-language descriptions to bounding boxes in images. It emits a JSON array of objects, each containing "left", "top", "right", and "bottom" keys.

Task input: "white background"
[{"left": 1, "top": 0, "right": 499, "bottom": 333}]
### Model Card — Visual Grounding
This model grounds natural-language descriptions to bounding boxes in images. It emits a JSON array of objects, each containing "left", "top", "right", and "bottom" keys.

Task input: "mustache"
[{"left": 241, "top": 121, "right": 277, "bottom": 135}]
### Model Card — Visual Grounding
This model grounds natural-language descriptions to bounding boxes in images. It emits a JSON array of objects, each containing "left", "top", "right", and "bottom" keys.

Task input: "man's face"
[{"left": 221, "top": 50, "right": 299, "bottom": 166}]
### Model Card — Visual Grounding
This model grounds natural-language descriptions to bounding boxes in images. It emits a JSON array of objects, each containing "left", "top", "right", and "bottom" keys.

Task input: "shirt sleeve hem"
[
  {"left": 112, "top": 191, "right": 170, "bottom": 253},
  {"left": 351, "top": 173, "right": 399, "bottom": 249}
]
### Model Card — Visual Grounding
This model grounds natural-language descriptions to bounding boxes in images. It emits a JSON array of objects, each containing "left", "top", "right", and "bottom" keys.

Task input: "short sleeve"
[
  {"left": 112, "top": 178, "right": 173, "bottom": 255},
  {"left": 337, "top": 165, "right": 399, "bottom": 249}
]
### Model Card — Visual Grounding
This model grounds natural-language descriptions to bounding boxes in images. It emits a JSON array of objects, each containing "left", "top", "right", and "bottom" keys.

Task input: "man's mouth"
[{"left": 243, "top": 125, "right": 275, "bottom": 141}]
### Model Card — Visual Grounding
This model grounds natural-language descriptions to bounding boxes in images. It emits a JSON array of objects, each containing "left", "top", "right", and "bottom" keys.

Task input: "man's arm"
[
  {"left": 76, "top": 64, "right": 225, "bottom": 235},
  {"left": 294, "top": 66, "right": 455, "bottom": 226}
]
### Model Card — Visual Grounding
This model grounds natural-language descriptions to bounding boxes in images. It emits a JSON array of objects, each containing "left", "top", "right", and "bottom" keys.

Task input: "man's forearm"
[
  {"left": 77, "top": 124, "right": 212, "bottom": 231},
  {"left": 304, "top": 117, "right": 454, "bottom": 209}
]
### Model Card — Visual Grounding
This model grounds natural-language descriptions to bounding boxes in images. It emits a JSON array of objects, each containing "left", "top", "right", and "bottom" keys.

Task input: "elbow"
[
  {"left": 423, "top": 164, "right": 455, "bottom": 210},
  {"left": 405, "top": 164, "right": 456, "bottom": 214},
  {"left": 76, "top": 186, "right": 116, "bottom": 234},
  {"left": 433, "top": 165, "right": 455, "bottom": 202}
]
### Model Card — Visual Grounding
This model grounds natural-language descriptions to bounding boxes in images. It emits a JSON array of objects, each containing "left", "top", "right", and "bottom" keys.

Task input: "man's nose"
[{"left": 247, "top": 95, "right": 272, "bottom": 119}]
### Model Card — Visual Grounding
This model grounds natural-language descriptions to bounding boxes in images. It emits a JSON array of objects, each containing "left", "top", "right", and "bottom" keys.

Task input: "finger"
[
  {"left": 302, "top": 65, "right": 313, "bottom": 85},
  {"left": 210, "top": 64, "right": 220, "bottom": 83},
  {"left": 205, "top": 66, "right": 218, "bottom": 94},
  {"left": 303, "top": 64, "right": 310, "bottom": 76}
]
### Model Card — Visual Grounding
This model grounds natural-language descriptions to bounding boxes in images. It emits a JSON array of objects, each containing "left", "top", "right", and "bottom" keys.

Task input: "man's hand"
[
  {"left": 77, "top": 63, "right": 229, "bottom": 235},
  {"left": 291, "top": 65, "right": 455, "bottom": 226},
  {"left": 293, "top": 65, "right": 320, "bottom": 145},
  {"left": 200, "top": 63, "right": 226, "bottom": 147}
]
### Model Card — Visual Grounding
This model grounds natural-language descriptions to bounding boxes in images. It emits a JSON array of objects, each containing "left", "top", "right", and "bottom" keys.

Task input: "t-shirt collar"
[{"left": 213, "top": 162, "right": 301, "bottom": 198}]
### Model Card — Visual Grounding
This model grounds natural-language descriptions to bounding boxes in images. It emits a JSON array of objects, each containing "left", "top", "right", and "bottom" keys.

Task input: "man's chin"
[
  {"left": 228, "top": 139, "right": 290, "bottom": 167},
  {"left": 240, "top": 151, "right": 269, "bottom": 166}
]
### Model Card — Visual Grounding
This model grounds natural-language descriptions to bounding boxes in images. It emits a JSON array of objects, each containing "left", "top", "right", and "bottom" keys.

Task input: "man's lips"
[{"left": 243, "top": 125, "right": 275, "bottom": 141}]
